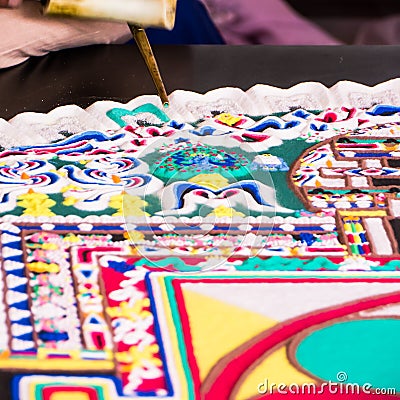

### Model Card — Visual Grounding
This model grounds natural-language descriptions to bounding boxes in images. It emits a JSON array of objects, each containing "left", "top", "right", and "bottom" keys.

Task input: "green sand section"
[
  {"left": 237, "top": 257, "right": 400, "bottom": 272},
  {"left": 35, "top": 383, "right": 106, "bottom": 400},
  {"left": 141, "top": 194, "right": 161, "bottom": 216},
  {"left": 129, "top": 256, "right": 400, "bottom": 274},
  {"left": 372, "top": 260, "right": 400, "bottom": 271},
  {"left": 237, "top": 256, "right": 340, "bottom": 271},
  {"left": 147, "top": 143, "right": 253, "bottom": 183},
  {"left": 106, "top": 103, "right": 170, "bottom": 128},
  {"left": 295, "top": 319, "right": 400, "bottom": 391},
  {"left": 135, "top": 257, "right": 202, "bottom": 273},
  {"left": 248, "top": 138, "right": 312, "bottom": 211},
  {"left": 141, "top": 138, "right": 312, "bottom": 213}
]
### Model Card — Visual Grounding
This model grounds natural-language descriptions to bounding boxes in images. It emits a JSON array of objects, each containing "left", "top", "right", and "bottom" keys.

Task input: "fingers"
[{"left": 0, "top": 0, "right": 23, "bottom": 8}]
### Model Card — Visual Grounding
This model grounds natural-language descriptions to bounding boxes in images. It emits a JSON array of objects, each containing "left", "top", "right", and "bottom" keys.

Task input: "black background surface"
[{"left": 1, "top": 44, "right": 400, "bottom": 120}]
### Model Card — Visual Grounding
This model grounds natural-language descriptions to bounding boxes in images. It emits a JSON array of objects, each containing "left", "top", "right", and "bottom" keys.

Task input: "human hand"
[
  {"left": 0, "top": 0, "right": 131, "bottom": 69},
  {"left": 0, "top": 0, "right": 23, "bottom": 8}
]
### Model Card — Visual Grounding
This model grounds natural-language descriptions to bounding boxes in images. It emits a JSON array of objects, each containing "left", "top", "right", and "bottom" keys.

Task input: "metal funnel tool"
[
  {"left": 41, "top": 0, "right": 177, "bottom": 29},
  {"left": 41, "top": 0, "right": 176, "bottom": 105}
]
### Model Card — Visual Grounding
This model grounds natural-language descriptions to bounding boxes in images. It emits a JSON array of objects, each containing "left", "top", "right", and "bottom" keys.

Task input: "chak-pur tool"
[{"left": 41, "top": 0, "right": 177, "bottom": 107}]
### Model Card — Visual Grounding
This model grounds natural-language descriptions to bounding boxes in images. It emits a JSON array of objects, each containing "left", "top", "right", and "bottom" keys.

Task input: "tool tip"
[{"left": 163, "top": 102, "right": 169, "bottom": 109}]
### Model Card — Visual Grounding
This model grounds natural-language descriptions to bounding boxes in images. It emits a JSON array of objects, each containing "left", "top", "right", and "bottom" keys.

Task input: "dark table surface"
[
  {"left": 1, "top": 44, "right": 400, "bottom": 120},
  {"left": 0, "top": 44, "right": 400, "bottom": 399}
]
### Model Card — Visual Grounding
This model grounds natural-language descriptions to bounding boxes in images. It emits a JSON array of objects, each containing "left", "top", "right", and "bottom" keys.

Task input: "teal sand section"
[{"left": 295, "top": 319, "right": 400, "bottom": 391}]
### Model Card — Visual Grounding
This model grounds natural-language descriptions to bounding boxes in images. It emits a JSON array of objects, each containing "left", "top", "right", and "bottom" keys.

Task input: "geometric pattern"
[
  {"left": 11, "top": 274, "right": 400, "bottom": 399},
  {"left": 3, "top": 82, "right": 400, "bottom": 399}
]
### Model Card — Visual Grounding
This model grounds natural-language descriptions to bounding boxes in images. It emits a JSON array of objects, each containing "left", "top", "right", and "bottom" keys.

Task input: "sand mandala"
[{"left": 0, "top": 80, "right": 400, "bottom": 399}]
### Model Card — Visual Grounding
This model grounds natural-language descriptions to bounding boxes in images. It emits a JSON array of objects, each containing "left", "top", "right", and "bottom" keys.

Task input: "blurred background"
[
  {"left": 145, "top": 0, "right": 400, "bottom": 45},
  {"left": 178, "top": 0, "right": 400, "bottom": 45},
  {"left": 287, "top": 0, "right": 400, "bottom": 44},
  {"left": 3, "top": 0, "right": 400, "bottom": 69}
]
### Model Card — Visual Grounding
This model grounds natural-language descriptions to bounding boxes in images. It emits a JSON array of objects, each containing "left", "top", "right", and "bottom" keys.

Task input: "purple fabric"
[
  {"left": 355, "top": 16, "right": 400, "bottom": 44},
  {"left": 200, "top": 0, "right": 341, "bottom": 45}
]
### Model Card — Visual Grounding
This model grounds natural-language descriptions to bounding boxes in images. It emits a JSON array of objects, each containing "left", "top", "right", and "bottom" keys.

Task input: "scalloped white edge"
[{"left": 2, "top": 78, "right": 400, "bottom": 147}]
